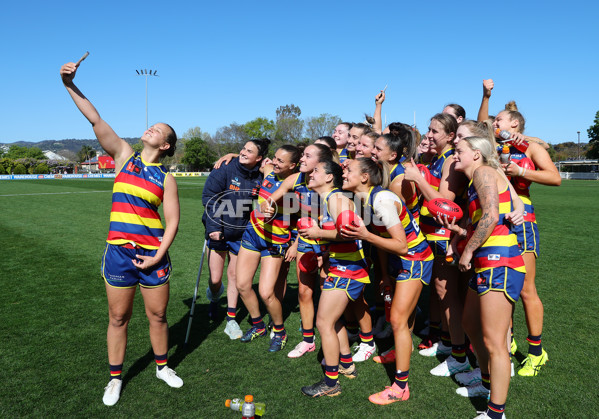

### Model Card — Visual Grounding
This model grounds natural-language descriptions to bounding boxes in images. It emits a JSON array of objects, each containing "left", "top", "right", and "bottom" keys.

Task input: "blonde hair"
[
  {"left": 503, "top": 101, "right": 525, "bottom": 133},
  {"left": 459, "top": 120, "right": 497, "bottom": 148},
  {"left": 463, "top": 136, "right": 500, "bottom": 169}
]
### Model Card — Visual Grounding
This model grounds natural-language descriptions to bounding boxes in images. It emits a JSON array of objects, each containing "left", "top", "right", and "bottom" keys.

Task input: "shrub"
[
  {"left": 33, "top": 163, "right": 49, "bottom": 174},
  {"left": 13, "top": 163, "right": 27, "bottom": 174}
]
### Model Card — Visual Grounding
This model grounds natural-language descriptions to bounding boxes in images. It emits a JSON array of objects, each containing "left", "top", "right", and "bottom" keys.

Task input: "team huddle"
[{"left": 61, "top": 57, "right": 560, "bottom": 418}]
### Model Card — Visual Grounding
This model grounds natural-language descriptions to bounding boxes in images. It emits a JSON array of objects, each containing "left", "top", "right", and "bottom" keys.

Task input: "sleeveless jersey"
[
  {"left": 339, "top": 148, "right": 350, "bottom": 163},
  {"left": 107, "top": 152, "right": 167, "bottom": 250},
  {"left": 467, "top": 179, "right": 526, "bottom": 273},
  {"left": 322, "top": 189, "right": 369, "bottom": 283},
  {"left": 499, "top": 144, "right": 536, "bottom": 224},
  {"left": 293, "top": 172, "right": 320, "bottom": 246},
  {"left": 390, "top": 162, "right": 420, "bottom": 222},
  {"left": 366, "top": 186, "right": 433, "bottom": 263},
  {"left": 250, "top": 172, "right": 291, "bottom": 244},
  {"left": 419, "top": 148, "right": 454, "bottom": 241}
]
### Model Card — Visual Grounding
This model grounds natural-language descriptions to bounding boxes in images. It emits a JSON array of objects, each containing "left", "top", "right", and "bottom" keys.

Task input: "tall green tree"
[
  {"left": 275, "top": 104, "right": 304, "bottom": 143},
  {"left": 304, "top": 113, "right": 341, "bottom": 140},
  {"left": 243, "top": 117, "right": 275, "bottom": 139},
  {"left": 181, "top": 137, "right": 216, "bottom": 171},
  {"left": 586, "top": 110, "right": 599, "bottom": 158}
]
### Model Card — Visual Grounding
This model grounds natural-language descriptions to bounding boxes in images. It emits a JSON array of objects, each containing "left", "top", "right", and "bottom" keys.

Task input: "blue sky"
[{"left": 1, "top": 1, "right": 597, "bottom": 146}]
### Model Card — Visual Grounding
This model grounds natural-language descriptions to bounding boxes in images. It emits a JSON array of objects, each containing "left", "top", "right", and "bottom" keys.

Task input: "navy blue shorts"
[
  {"left": 322, "top": 275, "right": 366, "bottom": 301},
  {"left": 513, "top": 221, "right": 539, "bottom": 257},
  {"left": 395, "top": 259, "right": 434, "bottom": 286},
  {"left": 429, "top": 240, "right": 449, "bottom": 257},
  {"left": 241, "top": 226, "right": 288, "bottom": 257},
  {"left": 469, "top": 267, "right": 525, "bottom": 303},
  {"left": 101, "top": 244, "right": 171, "bottom": 289},
  {"left": 297, "top": 236, "right": 323, "bottom": 255},
  {"left": 207, "top": 237, "right": 241, "bottom": 255}
]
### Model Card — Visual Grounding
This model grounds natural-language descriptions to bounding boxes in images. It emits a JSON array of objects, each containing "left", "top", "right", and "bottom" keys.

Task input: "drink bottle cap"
[
  {"left": 245, "top": 395, "right": 254, "bottom": 403},
  {"left": 225, "top": 399, "right": 232, "bottom": 407}
]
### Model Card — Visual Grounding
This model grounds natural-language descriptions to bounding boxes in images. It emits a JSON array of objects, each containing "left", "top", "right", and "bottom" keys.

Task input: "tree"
[
  {"left": 77, "top": 145, "right": 96, "bottom": 163},
  {"left": 13, "top": 163, "right": 27, "bottom": 174},
  {"left": 181, "top": 137, "right": 217, "bottom": 171},
  {"left": 33, "top": 162, "right": 49, "bottom": 174},
  {"left": 212, "top": 123, "right": 248, "bottom": 156},
  {"left": 243, "top": 117, "right": 276, "bottom": 139},
  {"left": 304, "top": 113, "right": 341, "bottom": 140},
  {"left": 274, "top": 104, "right": 304, "bottom": 143},
  {"left": 586, "top": 110, "right": 599, "bottom": 159},
  {"left": 6, "top": 145, "right": 45, "bottom": 160}
]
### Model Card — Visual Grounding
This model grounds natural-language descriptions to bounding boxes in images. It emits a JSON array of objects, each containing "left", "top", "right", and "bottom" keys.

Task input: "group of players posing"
[
  {"left": 201, "top": 84, "right": 560, "bottom": 419},
  {"left": 61, "top": 56, "right": 559, "bottom": 417}
]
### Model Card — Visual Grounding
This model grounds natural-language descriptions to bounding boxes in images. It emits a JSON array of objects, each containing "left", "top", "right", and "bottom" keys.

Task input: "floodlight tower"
[
  {"left": 135, "top": 69, "right": 159, "bottom": 130},
  {"left": 577, "top": 131, "right": 581, "bottom": 160}
]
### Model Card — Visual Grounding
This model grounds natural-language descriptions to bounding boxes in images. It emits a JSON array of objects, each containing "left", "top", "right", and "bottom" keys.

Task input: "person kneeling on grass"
[
  {"left": 61, "top": 61, "right": 183, "bottom": 407},
  {"left": 296, "top": 160, "right": 369, "bottom": 398}
]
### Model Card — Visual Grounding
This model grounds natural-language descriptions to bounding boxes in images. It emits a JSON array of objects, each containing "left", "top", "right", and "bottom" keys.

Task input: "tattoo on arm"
[{"left": 466, "top": 168, "right": 499, "bottom": 252}]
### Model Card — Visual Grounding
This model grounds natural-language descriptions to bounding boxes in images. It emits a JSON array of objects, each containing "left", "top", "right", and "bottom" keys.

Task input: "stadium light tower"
[
  {"left": 136, "top": 69, "right": 159, "bottom": 130},
  {"left": 577, "top": 131, "right": 581, "bottom": 160}
]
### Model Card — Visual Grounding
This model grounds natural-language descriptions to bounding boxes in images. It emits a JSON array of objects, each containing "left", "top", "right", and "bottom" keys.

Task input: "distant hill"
[{"left": 0, "top": 138, "right": 140, "bottom": 157}]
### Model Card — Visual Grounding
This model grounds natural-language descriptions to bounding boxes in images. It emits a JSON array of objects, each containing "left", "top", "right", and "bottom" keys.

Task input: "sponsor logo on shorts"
[
  {"left": 157, "top": 269, "right": 166, "bottom": 278},
  {"left": 477, "top": 275, "right": 486, "bottom": 285}
]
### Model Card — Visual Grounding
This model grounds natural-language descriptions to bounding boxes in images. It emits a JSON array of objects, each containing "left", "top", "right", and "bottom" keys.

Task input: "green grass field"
[{"left": 1, "top": 178, "right": 598, "bottom": 418}]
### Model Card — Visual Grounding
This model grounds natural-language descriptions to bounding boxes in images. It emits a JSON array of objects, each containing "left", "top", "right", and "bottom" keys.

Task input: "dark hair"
[
  {"left": 445, "top": 103, "right": 466, "bottom": 120},
  {"left": 339, "top": 122, "right": 353, "bottom": 131},
  {"left": 248, "top": 138, "right": 271, "bottom": 157},
  {"left": 356, "top": 157, "right": 390, "bottom": 189},
  {"left": 311, "top": 142, "right": 336, "bottom": 163},
  {"left": 321, "top": 160, "right": 344, "bottom": 190},
  {"left": 381, "top": 123, "right": 416, "bottom": 160},
  {"left": 278, "top": 144, "right": 304, "bottom": 166},
  {"left": 316, "top": 136, "right": 337, "bottom": 151},
  {"left": 352, "top": 122, "right": 372, "bottom": 136},
  {"left": 163, "top": 123, "right": 177, "bottom": 157},
  {"left": 430, "top": 113, "right": 458, "bottom": 137}
]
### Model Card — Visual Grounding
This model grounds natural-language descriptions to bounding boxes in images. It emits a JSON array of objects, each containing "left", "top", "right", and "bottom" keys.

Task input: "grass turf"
[{"left": 0, "top": 178, "right": 597, "bottom": 418}]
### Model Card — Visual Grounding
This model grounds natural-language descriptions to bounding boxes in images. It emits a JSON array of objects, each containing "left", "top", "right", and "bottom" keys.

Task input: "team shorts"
[
  {"left": 512, "top": 221, "right": 540, "bottom": 257},
  {"left": 428, "top": 240, "right": 449, "bottom": 257},
  {"left": 469, "top": 267, "right": 525, "bottom": 303},
  {"left": 241, "top": 226, "right": 288, "bottom": 257},
  {"left": 323, "top": 275, "right": 366, "bottom": 301},
  {"left": 394, "top": 259, "right": 434, "bottom": 286},
  {"left": 297, "top": 236, "right": 323, "bottom": 255},
  {"left": 101, "top": 243, "right": 171, "bottom": 289},
  {"left": 207, "top": 237, "right": 241, "bottom": 255}
]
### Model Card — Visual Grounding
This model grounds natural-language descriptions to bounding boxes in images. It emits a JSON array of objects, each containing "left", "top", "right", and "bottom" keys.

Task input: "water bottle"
[
  {"left": 241, "top": 395, "right": 255, "bottom": 418},
  {"left": 495, "top": 129, "right": 529, "bottom": 153},
  {"left": 383, "top": 287, "right": 392, "bottom": 322},
  {"left": 225, "top": 397, "right": 266, "bottom": 416},
  {"left": 494, "top": 128, "right": 512, "bottom": 141},
  {"left": 499, "top": 144, "right": 511, "bottom": 165}
]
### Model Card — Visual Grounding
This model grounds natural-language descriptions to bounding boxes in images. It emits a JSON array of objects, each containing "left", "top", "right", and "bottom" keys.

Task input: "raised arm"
[
  {"left": 373, "top": 90, "right": 385, "bottom": 134},
  {"left": 477, "top": 79, "right": 494, "bottom": 122},
  {"left": 60, "top": 62, "right": 133, "bottom": 168}
]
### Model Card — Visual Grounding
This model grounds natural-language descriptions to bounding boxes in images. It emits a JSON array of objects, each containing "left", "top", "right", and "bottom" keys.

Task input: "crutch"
[{"left": 184, "top": 239, "right": 210, "bottom": 346}]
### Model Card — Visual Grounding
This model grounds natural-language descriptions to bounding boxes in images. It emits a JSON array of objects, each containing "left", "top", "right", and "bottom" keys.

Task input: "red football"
[
  {"left": 335, "top": 210, "right": 363, "bottom": 232},
  {"left": 416, "top": 164, "right": 432, "bottom": 184},
  {"left": 298, "top": 251, "right": 318, "bottom": 273},
  {"left": 297, "top": 217, "right": 315, "bottom": 230},
  {"left": 426, "top": 198, "right": 463, "bottom": 220}
]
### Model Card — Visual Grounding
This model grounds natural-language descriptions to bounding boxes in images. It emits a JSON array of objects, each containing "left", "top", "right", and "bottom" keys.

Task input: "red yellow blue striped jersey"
[
  {"left": 366, "top": 186, "right": 433, "bottom": 263},
  {"left": 322, "top": 189, "right": 370, "bottom": 283},
  {"left": 467, "top": 179, "right": 526, "bottom": 273},
  {"left": 499, "top": 145, "right": 536, "bottom": 223},
  {"left": 420, "top": 148, "right": 454, "bottom": 241},
  {"left": 293, "top": 172, "right": 320, "bottom": 246},
  {"left": 107, "top": 152, "right": 167, "bottom": 250},
  {"left": 390, "top": 162, "right": 420, "bottom": 222},
  {"left": 250, "top": 172, "right": 291, "bottom": 244}
]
